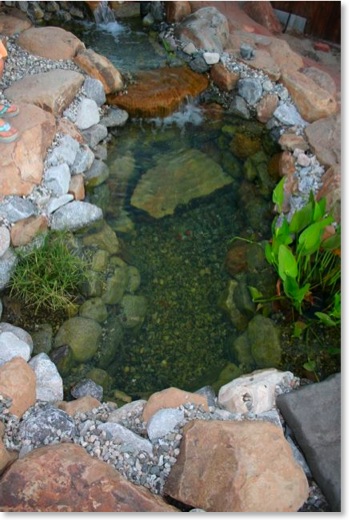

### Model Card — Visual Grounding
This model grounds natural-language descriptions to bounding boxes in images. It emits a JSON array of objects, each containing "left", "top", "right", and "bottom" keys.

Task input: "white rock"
[
  {"left": 203, "top": 52, "right": 220, "bottom": 65},
  {"left": 50, "top": 201, "right": 103, "bottom": 231},
  {"left": 75, "top": 98, "right": 100, "bottom": 130},
  {"left": 47, "top": 194, "right": 74, "bottom": 214},
  {"left": 182, "top": 42, "right": 197, "bottom": 55},
  {"left": 0, "top": 226, "right": 10, "bottom": 258},
  {"left": 0, "top": 331, "right": 31, "bottom": 366},
  {"left": 29, "top": 353, "right": 63, "bottom": 402},
  {"left": 218, "top": 368, "right": 299, "bottom": 414},
  {"left": 0, "top": 323, "right": 33, "bottom": 353},
  {"left": 45, "top": 163, "right": 71, "bottom": 196},
  {"left": 147, "top": 408, "right": 184, "bottom": 441},
  {"left": 97, "top": 422, "right": 153, "bottom": 455}
]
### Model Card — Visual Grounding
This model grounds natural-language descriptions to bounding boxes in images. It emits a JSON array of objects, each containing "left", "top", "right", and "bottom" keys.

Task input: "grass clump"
[{"left": 9, "top": 231, "right": 87, "bottom": 315}]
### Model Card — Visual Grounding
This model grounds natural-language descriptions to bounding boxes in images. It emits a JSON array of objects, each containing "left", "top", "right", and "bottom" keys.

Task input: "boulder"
[
  {"left": 256, "top": 93, "right": 279, "bottom": 123},
  {"left": 0, "top": 437, "right": 17, "bottom": 475},
  {"left": 174, "top": 7, "right": 229, "bottom": 53},
  {"left": 147, "top": 408, "right": 184, "bottom": 441},
  {"left": 268, "top": 38, "right": 304, "bottom": 73},
  {"left": 119, "top": 295, "right": 147, "bottom": 329},
  {"left": 165, "top": 1, "right": 191, "bottom": 23},
  {"left": 301, "top": 66, "right": 337, "bottom": 96},
  {"left": 143, "top": 387, "right": 209, "bottom": 423},
  {"left": 240, "top": 49, "right": 281, "bottom": 81},
  {"left": 0, "top": 249, "right": 17, "bottom": 290},
  {"left": 74, "top": 48, "right": 123, "bottom": 94},
  {"left": 5, "top": 70, "right": 85, "bottom": 117},
  {"left": 281, "top": 69, "right": 337, "bottom": 123},
  {"left": 0, "top": 357, "right": 36, "bottom": 418},
  {"left": 71, "top": 146, "right": 94, "bottom": 176},
  {"left": 47, "top": 135, "right": 80, "bottom": 167},
  {"left": 79, "top": 297, "right": 108, "bottom": 323},
  {"left": 71, "top": 378, "right": 103, "bottom": 401},
  {"left": 131, "top": 148, "right": 232, "bottom": 218},
  {"left": 304, "top": 113, "right": 341, "bottom": 167},
  {"left": 50, "top": 201, "right": 103, "bottom": 231},
  {"left": 83, "top": 77, "right": 106, "bottom": 107},
  {"left": 18, "top": 404, "right": 77, "bottom": 446},
  {"left": 54, "top": 316, "right": 102, "bottom": 363},
  {"left": 242, "top": 1, "right": 282, "bottom": 33},
  {"left": 0, "top": 103, "right": 56, "bottom": 196},
  {"left": 0, "top": 443, "right": 179, "bottom": 511},
  {"left": 0, "top": 324, "right": 33, "bottom": 352},
  {"left": 75, "top": 98, "right": 100, "bottom": 130},
  {"left": 218, "top": 368, "right": 298, "bottom": 414},
  {"left": 164, "top": 420, "right": 309, "bottom": 512},
  {"left": 17, "top": 26, "right": 85, "bottom": 60},
  {"left": 107, "top": 67, "right": 208, "bottom": 118},
  {"left": 29, "top": 353, "right": 63, "bottom": 403},
  {"left": 0, "top": 226, "right": 10, "bottom": 258},
  {"left": 82, "top": 221, "right": 119, "bottom": 254},
  {"left": 10, "top": 215, "right": 48, "bottom": 248}
]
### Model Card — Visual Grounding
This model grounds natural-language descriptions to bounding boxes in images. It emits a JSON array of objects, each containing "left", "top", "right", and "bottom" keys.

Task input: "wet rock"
[
  {"left": 126, "top": 266, "right": 141, "bottom": 293},
  {"left": 51, "top": 201, "right": 103, "bottom": 231},
  {"left": 231, "top": 332, "right": 255, "bottom": 371},
  {"left": 75, "top": 98, "right": 100, "bottom": 130},
  {"left": 86, "top": 368, "right": 112, "bottom": 394},
  {"left": 17, "top": 26, "right": 84, "bottom": 60},
  {"left": 107, "top": 67, "right": 208, "bottom": 118},
  {"left": 219, "top": 279, "right": 249, "bottom": 332},
  {"left": 97, "top": 315, "right": 124, "bottom": 370},
  {"left": 230, "top": 132, "right": 261, "bottom": 159},
  {"left": 5, "top": 70, "right": 84, "bottom": 117},
  {"left": 212, "top": 363, "right": 243, "bottom": 394},
  {"left": 247, "top": 314, "right": 281, "bottom": 368},
  {"left": 102, "top": 266, "right": 129, "bottom": 305},
  {"left": 82, "top": 221, "right": 119, "bottom": 254},
  {"left": 210, "top": 63, "right": 240, "bottom": 91},
  {"left": 50, "top": 345, "right": 74, "bottom": 377},
  {"left": 238, "top": 77, "right": 263, "bottom": 105},
  {"left": 174, "top": 7, "right": 229, "bottom": 54},
  {"left": 29, "top": 353, "right": 63, "bottom": 403},
  {"left": 83, "top": 77, "right": 106, "bottom": 107},
  {"left": 119, "top": 295, "right": 147, "bottom": 330},
  {"left": 71, "top": 378, "right": 103, "bottom": 401},
  {"left": 84, "top": 159, "right": 109, "bottom": 188},
  {"left": 189, "top": 54, "right": 210, "bottom": 73},
  {"left": 74, "top": 48, "right": 123, "bottom": 94},
  {"left": 18, "top": 403, "right": 77, "bottom": 446},
  {"left": 228, "top": 95, "right": 250, "bottom": 119},
  {"left": 0, "top": 357, "right": 36, "bottom": 418},
  {"left": 54, "top": 316, "right": 102, "bottom": 363},
  {"left": 100, "top": 107, "right": 129, "bottom": 128},
  {"left": 0, "top": 443, "right": 178, "bottom": 511},
  {"left": 131, "top": 148, "right": 232, "bottom": 218},
  {"left": 142, "top": 387, "right": 209, "bottom": 423},
  {"left": 79, "top": 297, "right": 108, "bottom": 323},
  {"left": 45, "top": 163, "right": 71, "bottom": 196},
  {"left": 218, "top": 368, "right": 298, "bottom": 414},
  {"left": 164, "top": 420, "right": 309, "bottom": 512}
]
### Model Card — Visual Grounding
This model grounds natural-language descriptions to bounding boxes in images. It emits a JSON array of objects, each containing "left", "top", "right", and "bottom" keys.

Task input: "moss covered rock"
[
  {"left": 55, "top": 317, "right": 102, "bottom": 363},
  {"left": 248, "top": 314, "right": 281, "bottom": 368}
]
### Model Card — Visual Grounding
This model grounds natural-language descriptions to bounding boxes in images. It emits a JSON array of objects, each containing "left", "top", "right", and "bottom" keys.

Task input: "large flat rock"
[
  {"left": 0, "top": 103, "right": 56, "bottom": 196},
  {"left": 107, "top": 66, "right": 208, "bottom": 118},
  {"left": 131, "top": 148, "right": 232, "bottom": 218},
  {"left": 5, "top": 69, "right": 85, "bottom": 117},
  {"left": 276, "top": 374, "right": 341, "bottom": 512},
  {"left": 18, "top": 27, "right": 85, "bottom": 60}
]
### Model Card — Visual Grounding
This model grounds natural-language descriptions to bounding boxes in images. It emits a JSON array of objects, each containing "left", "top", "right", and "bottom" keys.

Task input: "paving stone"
[{"left": 276, "top": 374, "right": 341, "bottom": 512}]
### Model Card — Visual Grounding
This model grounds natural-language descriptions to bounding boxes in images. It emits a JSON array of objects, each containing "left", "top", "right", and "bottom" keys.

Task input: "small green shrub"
[
  {"left": 265, "top": 179, "right": 341, "bottom": 317},
  {"left": 9, "top": 231, "right": 87, "bottom": 314}
]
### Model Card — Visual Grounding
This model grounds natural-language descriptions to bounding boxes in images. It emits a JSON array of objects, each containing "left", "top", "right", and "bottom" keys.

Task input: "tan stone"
[
  {"left": 304, "top": 113, "right": 341, "bottom": 167},
  {"left": 0, "top": 10, "right": 32, "bottom": 36},
  {"left": 74, "top": 48, "right": 123, "bottom": 94},
  {"left": 0, "top": 357, "right": 36, "bottom": 418},
  {"left": 242, "top": 1, "right": 282, "bottom": 34},
  {"left": 0, "top": 443, "right": 179, "bottom": 512},
  {"left": 281, "top": 69, "right": 337, "bottom": 123},
  {"left": 0, "top": 436, "right": 17, "bottom": 476},
  {"left": 268, "top": 38, "right": 304, "bottom": 73},
  {"left": 142, "top": 387, "right": 209, "bottom": 424},
  {"left": 10, "top": 215, "right": 48, "bottom": 247},
  {"left": 57, "top": 118, "right": 85, "bottom": 144},
  {"left": 58, "top": 396, "right": 101, "bottom": 416},
  {"left": 279, "top": 151, "right": 296, "bottom": 177},
  {"left": 5, "top": 70, "right": 85, "bottom": 117},
  {"left": 130, "top": 148, "right": 232, "bottom": 218},
  {"left": 210, "top": 63, "right": 239, "bottom": 91},
  {"left": 165, "top": 1, "right": 191, "bottom": 23},
  {"left": 240, "top": 49, "right": 280, "bottom": 81},
  {"left": 256, "top": 93, "right": 279, "bottom": 123},
  {"left": 164, "top": 420, "right": 309, "bottom": 512},
  {"left": 0, "top": 103, "right": 56, "bottom": 197},
  {"left": 107, "top": 67, "right": 208, "bottom": 118},
  {"left": 278, "top": 133, "right": 309, "bottom": 152},
  {"left": 316, "top": 164, "right": 341, "bottom": 223},
  {"left": 69, "top": 175, "right": 85, "bottom": 201},
  {"left": 301, "top": 66, "right": 337, "bottom": 96},
  {"left": 18, "top": 27, "right": 85, "bottom": 60}
]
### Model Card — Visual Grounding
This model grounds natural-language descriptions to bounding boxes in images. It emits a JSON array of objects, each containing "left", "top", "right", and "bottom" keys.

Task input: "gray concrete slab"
[{"left": 276, "top": 373, "right": 341, "bottom": 512}]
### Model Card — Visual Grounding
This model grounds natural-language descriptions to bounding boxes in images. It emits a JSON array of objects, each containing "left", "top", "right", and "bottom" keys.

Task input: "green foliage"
[
  {"left": 9, "top": 231, "right": 87, "bottom": 314},
  {"left": 265, "top": 180, "right": 341, "bottom": 317}
]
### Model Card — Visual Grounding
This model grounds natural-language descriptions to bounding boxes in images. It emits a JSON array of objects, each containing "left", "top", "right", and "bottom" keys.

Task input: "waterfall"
[{"left": 93, "top": 1, "right": 117, "bottom": 25}]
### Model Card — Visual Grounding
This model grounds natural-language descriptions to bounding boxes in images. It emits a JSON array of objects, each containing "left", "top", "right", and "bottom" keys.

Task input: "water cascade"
[{"left": 93, "top": 1, "right": 118, "bottom": 25}]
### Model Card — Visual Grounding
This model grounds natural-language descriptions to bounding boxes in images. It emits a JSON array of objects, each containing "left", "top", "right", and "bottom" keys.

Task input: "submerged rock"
[{"left": 131, "top": 148, "right": 232, "bottom": 218}]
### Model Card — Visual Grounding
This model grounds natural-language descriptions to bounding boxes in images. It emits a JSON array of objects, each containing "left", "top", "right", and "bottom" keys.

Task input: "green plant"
[
  {"left": 9, "top": 231, "right": 87, "bottom": 314},
  {"left": 265, "top": 179, "right": 341, "bottom": 316}
]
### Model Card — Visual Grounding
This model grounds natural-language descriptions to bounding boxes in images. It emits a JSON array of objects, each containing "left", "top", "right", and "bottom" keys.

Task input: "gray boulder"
[
  {"left": 45, "top": 163, "right": 71, "bottom": 196},
  {"left": 83, "top": 77, "right": 106, "bottom": 107},
  {"left": 0, "top": 196, "right": 36, "bottom": 223},
  {"left": 71, "top": 145, "right": 95, "bottom": 175},
  {"left": 238, "top": 78, "right": 263, "bottom": 105},
  {"left": 0, "top": 331, "right": 31, "bottom": 366},
  {"left": 75, "top": 98, "right": 100, "bottom": 130},
  {"left": 97, "top": 422, "right": 153, "bottom": 456},
  {"left": 100, "top": 107, "right": 129, "bottom": 128},
  {"left": 273, "top": 102, "right": 307, "bottom": 127},
  {"left": 84, "top": 159, "right": 110, "bottom": 188},
  {"left": 29, "top": 353, "right": 63, "bottom": 402},
  {"left": 81, "top": 124, "right": 108, "bottom": 149},
  {"left": 47, "top": 135, "right": 80, "bottom": 167},
  {"left": 50, "top": 201, "right": 103, "bottom": 231},
  {"left": 71, "top": 378, "right": 103, "bottom": 401},
  {"left": 147, "top": 408, "right": 184, "bottom": 441}
]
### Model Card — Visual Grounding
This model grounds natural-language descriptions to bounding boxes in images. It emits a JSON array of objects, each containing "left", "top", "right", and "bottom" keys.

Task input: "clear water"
[{"left": 74, "top": 18, "right": 277, "bottom": 397}]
